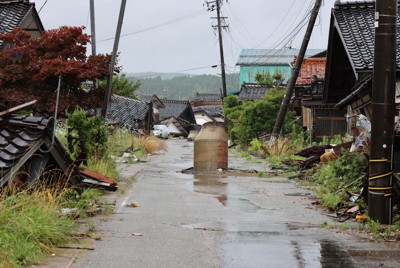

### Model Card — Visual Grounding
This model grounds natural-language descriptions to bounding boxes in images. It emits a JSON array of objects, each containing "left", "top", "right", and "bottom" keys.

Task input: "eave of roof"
[
  {"left": 332, "top": 0, "right": 400, "bottom": 72},
  {"left": 335, "top": 74, "right": 373, "bottom": 108}
]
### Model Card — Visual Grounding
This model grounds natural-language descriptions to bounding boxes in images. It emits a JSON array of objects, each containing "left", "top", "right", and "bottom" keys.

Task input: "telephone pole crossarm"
[{"left": 206, "top": 0, "right": 228, "bottom": 97}]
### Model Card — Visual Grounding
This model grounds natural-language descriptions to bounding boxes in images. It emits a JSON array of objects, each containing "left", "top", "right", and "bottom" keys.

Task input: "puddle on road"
[
  {"left": 189, "top": 174, "right": 264, "bottom": 213},
  {"left": 182, "top": 221, "right": 357, "bottom": 267}
]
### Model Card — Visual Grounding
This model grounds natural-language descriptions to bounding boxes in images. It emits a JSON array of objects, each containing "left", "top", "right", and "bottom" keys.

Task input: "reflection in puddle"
[{"left": 192, "top": 174, "right": 263, "bottom": 213}]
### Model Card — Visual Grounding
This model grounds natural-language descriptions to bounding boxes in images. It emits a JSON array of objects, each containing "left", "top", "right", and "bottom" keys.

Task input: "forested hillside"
[{"left": 128, "top": 73, "right": 240, "bottom": 100}]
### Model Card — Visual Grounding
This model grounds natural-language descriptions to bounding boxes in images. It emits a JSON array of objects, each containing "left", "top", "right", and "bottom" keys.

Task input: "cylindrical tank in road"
[{"left": 194, "top": 122, "right": 228, "bottom": 172}]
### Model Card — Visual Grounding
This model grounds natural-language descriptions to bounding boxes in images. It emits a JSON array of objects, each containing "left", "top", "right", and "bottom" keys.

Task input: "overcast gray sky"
[{"left": 33, "top": 0, "right": 335, "bottom": 75}]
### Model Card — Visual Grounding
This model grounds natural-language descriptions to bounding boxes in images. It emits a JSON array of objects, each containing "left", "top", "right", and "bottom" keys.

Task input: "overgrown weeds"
[
  {"left": 0, "top": 190, "right": 77, "bottom": 267},
  {"left": 307, "top": 150, "right": 368, "bottom": 210},
  {"left": 135, "top": 136, "right": 167, "bottom": 154}
]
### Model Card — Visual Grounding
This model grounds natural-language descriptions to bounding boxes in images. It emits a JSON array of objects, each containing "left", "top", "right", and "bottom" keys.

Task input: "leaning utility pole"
[
  {"left": 368, "top": 0, "right": 397, "bottom": 224},
  {"left": 205, "top": 0, "right": 228, "bottom": 97},
  {"left": 269, "top": 0, "right": 322, "bottom": 144},
  {"left": 101, "top": 0, "right": 127, "bottom": 118},
  {"left": 89, "top": 0, "right": 96, "bottom": 56}
]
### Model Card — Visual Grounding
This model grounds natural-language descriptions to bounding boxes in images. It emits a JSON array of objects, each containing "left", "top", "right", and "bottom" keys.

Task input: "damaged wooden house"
[
  {"left": 294, "top": 55, "right": 348, "bottom": 142},
  {"left": 0, "top": 101, "right": 118, "bottom": 191},
  {"left": 107, "top": 95, "right": 154, "bottom": 135},
  {"left": 157, "top": 99, "right": 196, "bottom": 137},
  {"left": 324, "top": 1, "right": 400, "bottom": 127},
  {"left": 138, "top": 94, "right": 165, "bottom": 123},
  {"left": 191, "top": 92, "right": 224, "bottom": 125}
]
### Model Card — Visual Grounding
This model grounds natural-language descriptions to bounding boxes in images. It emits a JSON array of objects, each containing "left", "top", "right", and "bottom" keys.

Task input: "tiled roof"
[
  {"left": 239, "top": 83, "right": 269, "bottom": 101},
  {"left": 138, "top": 94, "right": 153, "bottom": 103},
  {"left": 159, "top": 99, "right": 191, "bottom": 120},
  {"left": 295, "top": 57, "right": 326, "bottom": 86},
  {"left": 0, "top": 113, "right": 118, "bottom": 190},
  {"left": 138, "top": 94, "right": 165, "bottom": 108},
  {"left": 107, "top": 95, "right": 150, "bottom": 129},
  {"left": 333, "top": 1, "right": 400, "bottom": 70},
  {"left": 0, "top": 0, "right": 33, "bottom": 47},
  {"left": 335, "top": 74, "right": 373, "bottom": 108},
  {"left": 160, "top": 116, "right": 187, "bottom": 136},
  {"left": 0, "top": 115, "right": 52, "bottom": 186},
  {"left": 193, "top": 93, "right": 222, "bottom": 102},
  {"left": 236, "top": 48, "right": 325, "bottom": 66},
  {"left": 0, "top": 1, "right": 33, "bottom": 33},
  {"left": 193, "top": 105, "right": 224, "bottom": 117}
]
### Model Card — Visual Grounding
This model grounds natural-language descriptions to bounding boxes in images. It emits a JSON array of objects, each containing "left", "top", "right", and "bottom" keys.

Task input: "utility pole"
[
  {"left": 269, "top": 0, "right": 322, "bottom": 144},
  {"left": 205, "top": 0, "right": 228, "bottom": 97},
  {"left": 368, "top": 0, "right": 397, "bottom": 224},
  {"left": 101, "top": 0, "right": 127, "bottom": 118},
  {"left": 90, "top": 0, "right": 96, "bottom": 56}
]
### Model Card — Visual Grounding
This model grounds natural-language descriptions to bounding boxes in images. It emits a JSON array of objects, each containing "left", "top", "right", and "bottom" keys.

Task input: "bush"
[
  {"left": 66, "top": 108, "right": 108, "bottom": 161},
  {"left": 224, "top": 88, "right": 288, "bottom": 146},
  {"left": 310, "top": 150, "right": 368, "bottom": 209}
]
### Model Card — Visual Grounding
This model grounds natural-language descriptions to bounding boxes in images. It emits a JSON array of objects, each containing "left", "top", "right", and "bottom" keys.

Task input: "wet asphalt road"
[{"left": 72, "top": 140, "right": 400, "bottom": 268}]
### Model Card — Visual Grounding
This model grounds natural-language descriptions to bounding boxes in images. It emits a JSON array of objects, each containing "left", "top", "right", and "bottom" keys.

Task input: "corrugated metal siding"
[
  {"left": 236, "top": 48, "right": 325, "bottom": 66},
  {"left": 239, "top": 65, "right": 292, "bottom": 84}
]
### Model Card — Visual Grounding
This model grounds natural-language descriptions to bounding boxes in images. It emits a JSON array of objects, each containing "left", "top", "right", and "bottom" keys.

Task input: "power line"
[
  {"left": 224, "top": 3, "right": 257, "bottom": 47},
  {"left": 250, "top": 2, "right": 314, "bottom": 65},
  {"left": 37, "top": 0, "right": 48, "bottom": 14},
  {"left": 253, "top": 0, "right": 298, "bottom": 48},
  {"left": 97, "top": 10, "right": 204, "bottom": 42}
]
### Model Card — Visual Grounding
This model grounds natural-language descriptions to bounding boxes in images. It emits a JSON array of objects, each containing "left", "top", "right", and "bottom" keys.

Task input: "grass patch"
[
  {"left": 87, "top": 156, "right": 119, "bottom": 181},
  {"left": 0, "top": 190, "right": 77, "bottom": 267},
  {"left": 134, "top": 136, "right": 167, "bottom": 154}
]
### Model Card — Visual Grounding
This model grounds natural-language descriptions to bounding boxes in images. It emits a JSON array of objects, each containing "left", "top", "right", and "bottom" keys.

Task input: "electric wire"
[
  {"left": 224, "top": 3, "right": 258, "bottom": 47},
  {"left": 98, "top": 10, "right": 204, "bottom": 42},
  {"left": 253, "top": 0, "right": 298, "bottom": 48},
  {"left": 250, "top": 1, "right": 315, "bottom": 66}
]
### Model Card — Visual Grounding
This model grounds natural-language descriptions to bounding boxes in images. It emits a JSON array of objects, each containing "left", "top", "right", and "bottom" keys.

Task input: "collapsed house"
[
  {"left": 191, "top": 92, "right": 224, "bottom": 125},
  {"left": 107, "top": 95, "right": 153, "bottom": 135},
  {"left": 157, "top": 99, "right": 196, "bottom": 137},
  {"left": 138, "top": 94, "right": 165, "bottom": 123},
  {"left": 0, "top": 101, "right": 118, "bottom": 191}
]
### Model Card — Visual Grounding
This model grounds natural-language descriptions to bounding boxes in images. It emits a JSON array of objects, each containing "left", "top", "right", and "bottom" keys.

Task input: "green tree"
[
  {"left": 255, "top": 72, "right": 273, "bottom": 87},
  {"left": 224, "top": 88, "right": 297, "bottom": 145},
  {"left": 272, "top": 70, "right": 285, "bottom": 86},
  {"left": 99, "top": 74, "right": 141, "bottom": 99}
]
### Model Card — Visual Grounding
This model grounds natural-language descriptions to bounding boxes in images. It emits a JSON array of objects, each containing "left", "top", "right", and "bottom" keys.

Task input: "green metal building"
[{"left": 236, "top": 48, "right": 325, "bottom": 85}]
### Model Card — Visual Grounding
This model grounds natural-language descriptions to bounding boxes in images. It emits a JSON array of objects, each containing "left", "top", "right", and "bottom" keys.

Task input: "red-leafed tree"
[{"left": 0, "top": 26, "right": 118, "bottom": 115}]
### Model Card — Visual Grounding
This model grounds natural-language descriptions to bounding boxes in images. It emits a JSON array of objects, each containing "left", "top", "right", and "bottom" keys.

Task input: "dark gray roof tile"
[
  {"left": 193, "top": 93, "right": 222, "bottom": 102},
  {"left": 333, "top": 1, "right": 400, "bottom": 70},
  {"left": 0, "top": 114, "right": 47, "bottom": 179},
  {"left": 107, "top": 95, "right": 150, "bottom": 129},
  {"left": 192, "top": 105, "right": 224, "bottom": 117},
  {"left": 0, "top": 1, "right": 32, "bottom": 33},
  {"left": 159, "top": 99, "right": 191, "bottom": 120},
  {"left": 239, "top": 83, "right": 269, "bottom": 101}
]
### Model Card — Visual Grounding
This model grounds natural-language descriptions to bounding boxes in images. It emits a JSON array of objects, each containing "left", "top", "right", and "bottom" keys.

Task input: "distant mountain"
[
  {"left": 125, "top": 73, "right": 240, "bottom": 100},
  {"left": 124, "top": 72, "right": 192, "bottom": 80}
]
